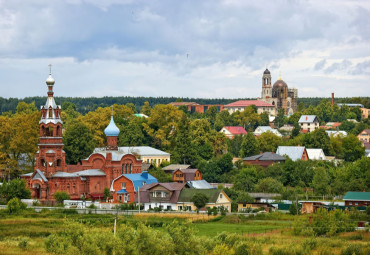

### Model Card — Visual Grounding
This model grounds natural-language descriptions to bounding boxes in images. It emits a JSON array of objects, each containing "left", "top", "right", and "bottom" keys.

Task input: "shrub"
[
  {"left": 341, "top": 244, "right": 362, "bottom": 255},
  {"left": 366, "top": 206, "right": 370, "bottom": 215},
  {"left": 0, "top": 178, "right": 31, "bottom": 202},
  {"left": 32, "top": 200, "right": 40, "bottom": 206},
  {"left": 53, "top": 191, "right": 70, "bottom": 204},
  {"left": 18, "top": 238, "right": 28, "bottom": 250},
  {"left": 6, "top": 197, "right": 27, "bottom": 214}
]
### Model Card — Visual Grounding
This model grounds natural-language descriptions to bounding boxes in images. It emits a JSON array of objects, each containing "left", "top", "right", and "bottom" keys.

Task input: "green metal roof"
[
  {"left": 343, "top": 192, "right": 370, "bottom": 201},
  {"left": 178, "top": 189, "right": 221, "bottom": 203}
]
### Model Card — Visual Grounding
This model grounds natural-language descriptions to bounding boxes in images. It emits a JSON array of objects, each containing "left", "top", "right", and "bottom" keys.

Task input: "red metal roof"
[
  {"left": 223, "top": 126, "right": 247, "bottom": 135},
  {"left": 225, "top": 100, "right": 275, "bottom": 107}
]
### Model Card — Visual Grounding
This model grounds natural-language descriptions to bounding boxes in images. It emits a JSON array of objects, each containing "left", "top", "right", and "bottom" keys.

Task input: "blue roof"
[
  {"left": 123, "top": 172, "right": 158, "bottom": 191},
  {"left": 117, "top": 189, "right": 128, "bottom": 194},
  {"left": 104, "top": 116, "right": 120, "bottom": 137}
]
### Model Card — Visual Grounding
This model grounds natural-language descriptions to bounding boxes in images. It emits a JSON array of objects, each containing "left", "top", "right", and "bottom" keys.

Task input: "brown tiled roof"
[{"left": 136, "top": 182, "right": 186, "bottom": 203}]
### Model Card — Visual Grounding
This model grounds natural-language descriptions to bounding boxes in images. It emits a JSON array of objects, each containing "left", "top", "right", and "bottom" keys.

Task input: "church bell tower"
[
  {"left": 261, "top": 68, "right": 272, "bottom": 99},
  {"left": 36, "top": 65, "right": 66, "bottom": 177}
]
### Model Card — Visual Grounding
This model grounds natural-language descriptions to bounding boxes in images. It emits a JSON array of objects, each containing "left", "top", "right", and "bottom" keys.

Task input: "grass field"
[{"left": 0, "top": 209, "right": 369, "bottom": 254}]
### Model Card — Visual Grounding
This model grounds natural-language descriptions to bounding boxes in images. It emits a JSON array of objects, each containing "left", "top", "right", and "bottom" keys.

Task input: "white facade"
[
  {"left": 253, "top": 126, "right": 282, "bottom": 137},
  {"left": 298, "top": 115, "right": 319, "bottom": 132}
]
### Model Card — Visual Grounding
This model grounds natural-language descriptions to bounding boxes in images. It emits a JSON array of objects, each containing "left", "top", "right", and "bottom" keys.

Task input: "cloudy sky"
[{"left": 0, "top": 0, "right": 369, "bottom": 99}]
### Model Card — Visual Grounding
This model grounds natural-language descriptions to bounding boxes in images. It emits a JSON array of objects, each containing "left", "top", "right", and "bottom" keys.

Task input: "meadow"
[{"left": 0, "top": 209, "right": 369, "bottom": 254}]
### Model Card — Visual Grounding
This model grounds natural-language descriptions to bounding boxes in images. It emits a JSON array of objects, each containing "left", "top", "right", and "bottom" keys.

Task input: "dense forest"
[{"left": 1, "top": 96, "right": 369, "bottom": 114}]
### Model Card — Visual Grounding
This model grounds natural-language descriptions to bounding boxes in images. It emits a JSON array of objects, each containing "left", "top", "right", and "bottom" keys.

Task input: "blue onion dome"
[{"left": 104, "top": 116, "right": 120, "bottom": 136}]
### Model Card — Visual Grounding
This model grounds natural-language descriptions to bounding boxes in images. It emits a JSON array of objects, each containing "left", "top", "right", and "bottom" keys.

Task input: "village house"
[
  {"left": 243, "top": 152, "right": 286, "bottom": 168},
  {"left": 220, "top": 126, "right": 247, "bottom": 139},
  {"left": 238, "top": 202, "right": 276, "bottom": 212},
  {"left": 110, "top": 171, "right": 157, "bottom": 203},
  {"left": 357, "top": 129, "right": 370, "bottom": 143},
  {"left": 253, "top": 126, "right": 282, "bottom": 137},
  {"left": 300, "top": 201, "right": 326, "bottom": 214},
  {"left": 173, "top": 169, "right": 202, "bottom": 183},
  {"left": 298, "top": 115, "right": 319, "bottom": 133},
  {"left": 137, "top": 182, "right": 186, "bottom": 211},
  {"left": 306, "top": 149, "right": 326, "bottom": 160},
  {"left": 177, "top": 189, "right": 232, "bottom": 212},
  {"left": 224, "top": 100, "right": 276, "bottom": 116},
  {"left": 276, "top": 146, "right": 308, "bottom": 161},
  {"left": 343, "top": 192, "right": 370, "bottom": 207},
  {"left": 162, "top": 164, "right": 190, "bottom": 174},
  {"left": 326, "top": 130, "right": 347, "bottom": 137},
  {"left": 185, "top": 180, "right": 213, "bottom": 189},
  {"left": 360, "top": 107, "right": 369, "bottom": 119}
]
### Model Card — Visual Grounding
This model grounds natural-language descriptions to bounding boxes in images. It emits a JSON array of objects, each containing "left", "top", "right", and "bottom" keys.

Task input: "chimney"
[
  {"left": 141, "top": 171, "right": 148, "bottom": 179},
  {"left": 306, "top": 116, "right": 307, "bottom": 121},
  {"left": 331, "top": 93, "right": 334, "bottom": 106}
]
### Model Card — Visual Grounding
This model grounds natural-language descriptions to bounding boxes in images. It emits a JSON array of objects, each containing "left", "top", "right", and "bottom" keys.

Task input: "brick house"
[{"left": 110, "top": 171, "right": 157, "bottom": 203}]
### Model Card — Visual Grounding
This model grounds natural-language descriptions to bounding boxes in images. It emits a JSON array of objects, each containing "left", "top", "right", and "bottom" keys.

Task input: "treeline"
[{"left": 1, "top": 96, "right": 369, "bottom": 115}]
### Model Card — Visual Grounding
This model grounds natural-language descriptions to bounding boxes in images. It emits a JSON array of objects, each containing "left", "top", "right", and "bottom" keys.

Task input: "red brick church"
[{"left": 22, "top": 71, "right": 143, "bottom": 200}]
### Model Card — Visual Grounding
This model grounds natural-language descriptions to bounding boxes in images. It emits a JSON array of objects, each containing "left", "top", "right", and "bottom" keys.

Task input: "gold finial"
[
  {"left": 279, "top": 70, "right": 282, "bottom": 80},
  {"left": 48, "top": 64, "right": 52, "bottom": 75}
]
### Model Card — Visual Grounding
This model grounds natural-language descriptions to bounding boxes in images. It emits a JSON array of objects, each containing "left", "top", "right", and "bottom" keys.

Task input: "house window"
[
  {"left": 349, "top": 202, "right": 352, "bottom": 205},
  {"left": 161, "top": 192, "right": 166, "bottom": 198},
  {"left": 118, "top": 195, "right": 122, "bottom": 202},
  {"left": 186, "top": 206, "right": 192, "bottom": 211},
  {"left": 152, "top": 192, "right": 156, "bottom": 198},
  {"left": 156, "top": 191, "right": 161, "bottom": 197},
  {"left": 178, "top": 206, "right": 183, "bottom": 210},
  {"left": 121, "top": 183, "right": 126, "bottom": 189},
  {"left": 167, "top": 206, "right": 171, "bottom": 210},
  {"left": 220, "top": 193, "right": 223, "bottom": 199},
  {"left": 355, "top": 202, "right": 358, "bottom": 205},
  {"left": 124, "top": 193, "right": 130, "bottom": 202},
  {"left": 142, "top": 181, "right": 146, "bottom": 186}
]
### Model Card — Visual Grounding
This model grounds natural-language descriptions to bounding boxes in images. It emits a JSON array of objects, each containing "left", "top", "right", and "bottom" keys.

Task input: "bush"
[
  {"left": 53, "top": 191, "right": 70, "bottom": 204},
  {"left": 0, "top": 178, "right": 31, "bottom": 202},
  {"left": 32, "top": 200, "right": 40, "bottom": 206},
  {"left": 18, "top": 238, "right": 28, "bottom": 250},
  {"left": 341, "top": 244, "right": 362, "bottom": 255},
  {"left": 366, "top": 206, "right": 370, "bottom": 215},
  {"left": 6, "top": 197, "right": 27, "bottom": 214}
]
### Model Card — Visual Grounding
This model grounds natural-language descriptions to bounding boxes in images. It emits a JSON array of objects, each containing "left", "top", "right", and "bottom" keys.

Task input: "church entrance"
[{"left": 33, "top": 184, "right": 41, "bottom": 199}]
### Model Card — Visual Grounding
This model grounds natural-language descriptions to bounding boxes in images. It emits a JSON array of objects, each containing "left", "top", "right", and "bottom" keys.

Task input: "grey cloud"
[
  {"left": 314, "top": 59, "right": 326, "bottom": 70},
  {"left": 324, "top": 59, "right": 352, "bottom": 74},
  {"left": 350, "top": 60, "right": 370, "bottom": 75}
]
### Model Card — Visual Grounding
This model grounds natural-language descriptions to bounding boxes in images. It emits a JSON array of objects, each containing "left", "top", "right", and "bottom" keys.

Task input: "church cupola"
[{"left": 104, "top": 111, "right": 120, "bottom": 150}]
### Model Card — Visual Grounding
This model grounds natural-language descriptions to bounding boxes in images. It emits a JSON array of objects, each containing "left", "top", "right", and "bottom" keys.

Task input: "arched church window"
[
  {"left": 56, "top": 159, "right": 61, "bottom": 167},
  {"left": 130, "top": 164, "right": 132, "bottom": 174},
  {"left": 40, "top": 159, "right": 45, "bottom": 167}
]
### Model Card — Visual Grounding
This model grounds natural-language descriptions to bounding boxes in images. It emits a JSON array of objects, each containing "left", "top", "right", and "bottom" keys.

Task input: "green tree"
[
  {"left": 259, "top": 112, "right": 269, "bottom": 126},
  {"left": 118, "top": 117, "right": 146, "bottom": 146},
  {"left": 0, "top": 178, "right": 31, "bottom": 202},
  {"left": 140, "top": 101, "right": 152, "bottom": 116},
  {"left": 274, "top": 108, "right": 285, "bottom": 128},
  {"left": 53, "top": 191, "right": 70, "bottom": 204},
  {"left": 63, "top": 120, "right": 95, "bottom": 164},
  {"left": 257, "top": 131, "right": 282, "bottom": 152},
  {"left": 240, "top": 133, "right": 259, "bottom": 157},
  {"left": 233, "top": 167, "right": 258, "bottom": 192},
  {"left": 312, "top": 167, "right": 329, "bottom": 195},
  {"left": 217, "top": 153, "right": 233, "bottom": 174},
  {"left": 342, "top": 134, "right": 365, "bottom": 162},
  {"left": 6, "top": 197, "right": 27, "bottom": 214},
  {"left": 172, "top": 114, "right": 196, "bottom": 164},
  {"left": 191, "top": 193, "right": 209, "bottom": 210},
  {"left": 254, "top": 177, "right": 283, "bottom": 193},
  {"left": 103, "top": 187, "right": 111, "bottom": 200},
  {"left": 302, "top": 128, "right": 331, "bottom": 155}
]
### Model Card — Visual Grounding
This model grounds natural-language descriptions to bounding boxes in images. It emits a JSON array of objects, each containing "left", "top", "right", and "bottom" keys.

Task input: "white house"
[
  {"left": 326, "top": 130, "right": 348, "bottom": 137},
  {"left": 298, "top": 115, "right": 319, "bottom": 133},
  {"left": 220, "top": 126, "right": 247, "bottom": 139},
  {"left": 253, "top": 126, "right": 282, "bottom": 137},
  {"left": 306, "top": 148, "right": 326, "bottom": 160},
  {"left": 224, "top": 100, "right": 276, "bottom": 116}
]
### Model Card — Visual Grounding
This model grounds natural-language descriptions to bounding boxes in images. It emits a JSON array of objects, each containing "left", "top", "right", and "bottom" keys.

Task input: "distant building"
[
  {"left": 306, "top": 149, "right": 326, "bottom": 160},
  {"left": 169, "top": 102, "right": 224, "bottom": 113},
  {"left": 323, "top": 122, "right": 342, "bottom": 130},
  {"left": 326, "top": 130, "right": 347, "bottom": 137},
  {"left": 343, "top": 192, "right": 370, "bottom": 207},
  {"left": 224, "top": 100, "right": 276, "bottom": 116},
  {"left": 243, "top": 152, "right": 286, "bottom": 168},
  {"left": 220, "top": 126, "right": 247, "bottom": 138},
  {"left": 173, "top": 169, "right": 202, "bottom": 183},
  {"left": 337, "top": 103, "right": 364, "bottom": 108},
  {"left": 298, "top": 115, "right": 319, "bottom": 133},
  {"left": 360, "top": 107, "right": 369, "bottom": 119},
  {"left": 357, "top": 129, "right": 370, "bottom": 143},
  {"left": 276, "top": 146, "right": 308, "bottom": 161},
  {"left": 253, "top": 126, "right": 282, "bottom": 137},
  {"left": 186, "top": 180, "right": 213, "bottom": 189},
  {"left": 258, "top": 68, "right": 298, "bottom": 115},
  {"left": 162, "top": 164, "right": 190, "bottom": 174}
]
